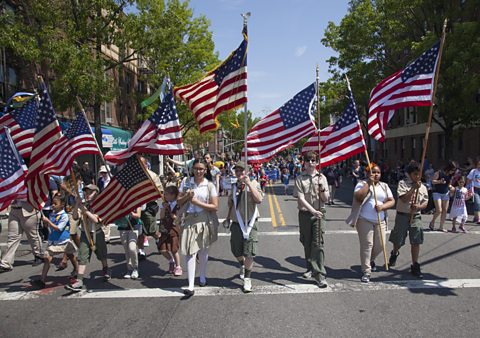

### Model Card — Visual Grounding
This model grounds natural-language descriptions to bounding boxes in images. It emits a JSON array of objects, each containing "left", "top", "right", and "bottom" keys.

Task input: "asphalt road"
[{"left": 1, "top": 180, "right": 480, "bottom": 337}]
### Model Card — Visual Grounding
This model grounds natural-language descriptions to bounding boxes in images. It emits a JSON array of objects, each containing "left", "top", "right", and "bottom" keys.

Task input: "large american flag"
[
  {"left": 174, "top": 26, "right": 247, "bottom": 133},
  {"left": 90, "top": 156, "right": 161, "bottom": 225},
  {"left": 368, "top": 42, "right": 440, "bottom": 141},
  {"left": 0, "top": 130, "right": 28, "bottom": 211},
  {"left": 26, "top": 82, "right": 62, "bottom": 209},
  {"left": 244, "top": 83, "right": 317, "bottom": 163},
  {"left": 104, "top": 88, "right": 184, "bottom": 166},
  {"left": 302, "top": 86, "right": 366, "bottom": 166},
  {"left": 30, "top": 112, "right": 101, "bottom": 207},
  {"left": 0, "top": 96, "right": 37, "bottom": 158}
]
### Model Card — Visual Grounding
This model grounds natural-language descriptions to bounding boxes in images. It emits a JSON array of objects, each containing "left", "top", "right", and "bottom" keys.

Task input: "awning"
[
  {"left": 59, "top": 121, "right": 131, "bottom": 151},
  {"left": 101, "top": 125, "right": 132, "bottom": 151}
]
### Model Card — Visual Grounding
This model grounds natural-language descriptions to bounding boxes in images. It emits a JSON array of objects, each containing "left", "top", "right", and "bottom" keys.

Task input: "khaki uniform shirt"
[
  {"left": 396, "top": 179, "right": 428, "bottom": 214},
  {"left": 228, "top": 180, "right": 264, "bottom": 223},
  {"left": 295, "top": 171, "right": 329, "bottom": 211},
  {"left": 147, "top": 169, "right": 164, "bottom": 195}
]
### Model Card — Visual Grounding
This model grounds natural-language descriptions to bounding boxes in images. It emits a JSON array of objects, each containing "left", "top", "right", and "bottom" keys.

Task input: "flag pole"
[
  {"left": 346, "top": 75, "right": 389, "bottom": 270},
  {"left": 70, "top": 169, "right": 95, "bottom": 250},
  {"left": 316, "top": 65, "right": 321, "bottom": 171},
  {"left": 241, "top": 12, "right": 250, "bottom": 229},
  {"left": 76, "top": 97, "right": 113, "bottom": 180},
  {"left": 410, "top": 18, "right": 448, "bottom": 222}
]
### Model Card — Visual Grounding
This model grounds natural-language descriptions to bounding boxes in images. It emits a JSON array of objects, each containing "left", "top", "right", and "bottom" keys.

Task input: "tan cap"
[
  {"left": 99, "top": 165, "right": 109, "bottom": 173},
  {"left": 83, "top": 184, "right": 99, "bottom": 192}
]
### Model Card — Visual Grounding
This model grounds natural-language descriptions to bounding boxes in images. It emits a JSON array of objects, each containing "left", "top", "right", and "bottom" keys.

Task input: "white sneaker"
[
  {"left": 239, "top": 265, "right": 245, "bottom": 280},
  {"left": 243, "top": 278, "right": 252, "bottom": 293},
  {"left": 123, "top": 271, "right": 132, "bottom": 279},
  {"left": 131, "top": 269, "right": 139, "bottom": 280}
]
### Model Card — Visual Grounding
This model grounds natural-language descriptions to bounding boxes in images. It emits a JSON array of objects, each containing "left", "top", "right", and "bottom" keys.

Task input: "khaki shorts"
[
  {"left": 141, "top": 211, "right": 158, "bottom": 236},
  {"left": 389, "top": 212, "right": 424, "bottom": 247},
  {"left": 45, "top": 242, "right": 77, "bottom": 257},
  {"left": 68, "top": 213, "right": 79, "bottom": 236},
  {"left": 77, "top": 230, "right": 108, "bottom": 264},
  {"left": 230, "top": 221, "right": 258, "bottom": 258}
]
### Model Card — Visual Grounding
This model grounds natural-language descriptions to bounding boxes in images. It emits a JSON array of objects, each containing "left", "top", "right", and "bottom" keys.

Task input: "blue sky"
[{"left": 188, "top": 0, "right": 350, "bottom": 117}]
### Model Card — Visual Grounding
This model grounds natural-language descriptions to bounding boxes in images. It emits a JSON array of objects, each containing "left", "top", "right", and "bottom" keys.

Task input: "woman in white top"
[
  {"left": 467, "top": 158, "right": 480, "bottom": 224},
  {"left": 349, "top": 164, "right": 395, "bottom": 283},
  {"left": 178, "top": 159, "right": 219, "bottom": 297}
]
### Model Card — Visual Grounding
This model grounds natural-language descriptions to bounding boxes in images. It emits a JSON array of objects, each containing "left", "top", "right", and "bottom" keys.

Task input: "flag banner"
[
  {"left": 0, "top": 95, "right": 37, "bottom": 158},
  {"left": 140, "top": 77, "right": 168, "bottom": 109},
  {"left": 244, "top": 83, "right": 317, "bottom": 164},
  {"left": 368, "top": 42, "right": 440, "bottom": 141},
  {"left": 0, "top": 129, "right": 28, "bottom": 211},
  {"left": 302, "top": 86, "right": 366, "bottom": 167},
  {"left": 30, "top": 112, "right": 101, "bottom": 206},
  {"left": 105, "top": 88, "right": 185, "bottom": 166},
  {"left": 90, "top": 156, "right": 161, "bottom": 225},
  {"left": 26, "top": 82, "right": 62, "bottom": 209},
  {"left": 174, "top": 26, "right": 247, "bottom": 133}
]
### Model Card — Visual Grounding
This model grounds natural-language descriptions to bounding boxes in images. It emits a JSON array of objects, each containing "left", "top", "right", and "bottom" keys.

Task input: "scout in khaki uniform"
[
  {"left": 227, "top": 162, "right": 264, "bottom": 293},
  {"left": 294, "top": 151, "right": 329, "bottom": 288},
  {"left": 388, "top": 161, "right": 429, "bottom": 278}
]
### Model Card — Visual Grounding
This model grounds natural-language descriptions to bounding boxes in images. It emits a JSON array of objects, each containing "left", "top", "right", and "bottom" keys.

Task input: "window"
[
  {"left": 400, "top": 138, "right": 405, "bottom": 159},
  {"left": 405, "top": 107, "right": 417, "bottom": 125},
  {"left": 101, "top": 101, "right": 113, "bottom": 124},
  {"left": 411, "top": 137, "right": 416, "bottom": 159}
]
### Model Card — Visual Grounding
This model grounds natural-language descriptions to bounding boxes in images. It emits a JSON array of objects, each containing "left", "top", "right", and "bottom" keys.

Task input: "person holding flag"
[
  {"left": 226, "top": 161, "right": 263, "bottom": 293},
  {"left": 294, "top": 151, "right": 329, "bottom": 288}
]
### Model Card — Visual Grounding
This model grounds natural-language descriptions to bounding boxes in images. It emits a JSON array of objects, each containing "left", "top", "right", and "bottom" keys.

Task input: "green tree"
[{"left": 321, "top": 0, "right": 480, "bottom": 159}]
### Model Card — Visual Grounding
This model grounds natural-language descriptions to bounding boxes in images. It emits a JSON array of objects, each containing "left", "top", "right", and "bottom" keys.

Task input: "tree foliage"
[{"left": 321, "top": 0, "right": 480, "bottom": 158}]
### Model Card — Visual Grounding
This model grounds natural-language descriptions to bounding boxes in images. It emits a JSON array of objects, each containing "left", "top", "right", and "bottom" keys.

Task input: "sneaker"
[
  {"left": 143, "top": 238, "right": 149, "bottom": 247},
  {"left": 313, "top": 274, "right": 328, "bottom": 288},
  {"left": 302, "top": 270, "right": 313, "bottom": 279},
  {"left": 410, "top": 262, "right": 423, "bottom": 278},
  {"left": 439, "top": 228, "right": 448, "bottom": 233},
  {"left": 138, "top": 250, "right": 146, "bottom": 261},
  {"left": 370, "top": 261, "right": 377, "bottom": 272},
  {"left": 32, "top": 255, "right": 44, "bottom": 266},
  {"left": 239, "top": 265, "right": 245, "bottom": 280},
  {"left": 243, "top": 277, "right": 252, "bottom": 293},
  {"left": 361, "top": 274, "right": 370, "bottom": 283},
  {"left": 0, "top": 266, "right": 12, "bottom": 273},
  {"left": 388, "top": 251, "right": 399, "bottom": 267},
  {"left": 131, "top": 270, "right": 139, "bottom": 280},
  {"left": 173, "top": 266, "right": 183, "bottom": 277},
  {"left": 65, "top": 279, "right": 83, "bottom": 292},
  {"left": 169, "top": 262, "right": 175, "bottom": 274},
  {"left": 123, "top": 271, "right": 132, "bottom": 279},
  {"left": 102, "top": 267, "right": 111, "bottom": 281},
  {"left": 198, "top": 279, "right": 207, "bottom": 287},
  {"left": 31, "top": 279, "right": 46, "bottom": 289}
]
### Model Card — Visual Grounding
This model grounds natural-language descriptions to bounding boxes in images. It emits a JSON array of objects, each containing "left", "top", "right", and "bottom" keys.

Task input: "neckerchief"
[{"left": 232, "top": 183, "right": 258, "bottom": 239}]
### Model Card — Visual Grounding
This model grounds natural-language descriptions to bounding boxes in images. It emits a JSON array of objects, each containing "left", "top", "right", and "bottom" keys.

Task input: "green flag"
[{"left": 140, "top": 77, "right": 168, "bottom": 109}]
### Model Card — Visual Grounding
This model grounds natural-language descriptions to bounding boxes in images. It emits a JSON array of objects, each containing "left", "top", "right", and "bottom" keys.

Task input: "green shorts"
[
  {"left": 230, "top": 221, "right": 258, "bottom": 258},
  {"left": 141, "top": 211, "right": 158, "bottom": 236},
  {"left": 389, "top": 212, "right": 424, "bottom": 247},
  {"left": 77, "top": 230, "right": 108, "bottom": 265}
]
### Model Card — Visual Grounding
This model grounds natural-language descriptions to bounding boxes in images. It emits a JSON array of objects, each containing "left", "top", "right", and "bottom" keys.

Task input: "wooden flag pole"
[
  {"left": 75, "top": 97, "right": 114, "bottom": 180},
  {"left": 71, "top": 170, "right": 95, "bottom": 250},
  {"left": 346, "top": 75, "right": 389, "bottom": 270},
  {"left": 241, "top": 12, "right": 250, "bottom": 229},
  {"left": 410, "top": 18, "right": 448, "bottom": 222}
]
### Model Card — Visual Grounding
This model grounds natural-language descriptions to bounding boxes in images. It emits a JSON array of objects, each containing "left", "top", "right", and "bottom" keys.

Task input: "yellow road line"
[
  {"left": 271, "top": 184, "right": 286, "bottom": 227},
  {"left": 267, "top": 183, "right": 278, "bottom": 228}
]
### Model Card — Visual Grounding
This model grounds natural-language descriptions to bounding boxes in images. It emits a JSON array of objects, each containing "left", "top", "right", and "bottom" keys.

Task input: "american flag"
[
  {"left": 0, "top": 130, "right": 28, "bottom": 211},
  {"left": 26, "top": 82, "right": 62, "bottom": 209},
  {"left": 90, "top": 156, "right": 161, "bottom": 225},
  {"left": 302, "top": 85, "right": 366, "bottom": 166},
  {"left": 174, "top": 26, "right": 247, "bottom": 133},
  {"left": 0, "top": 96, "right": 37, "bottom": 158},
  {"left": 30, "top": 112, "right": 101, "bottom": 206},
  {"left": 244, "top": 83, "right": 317, "bottom": 163},
  {"left": 105, "top": 88, "right": 185, "bottom": 166},
  {"left": 368, "top": 42, "right": 440, "bottom": 141}
]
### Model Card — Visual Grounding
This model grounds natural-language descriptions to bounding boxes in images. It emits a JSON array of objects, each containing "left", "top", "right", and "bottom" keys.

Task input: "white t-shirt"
[
  {"left": 354, "top": 181, "right": 393, "bottom": 223},
  {"left": 180, "top": 178, "right": 218, "bottom": 214},
  {"left": 467, "top": 169, "right": 480, "bottom": 188}
]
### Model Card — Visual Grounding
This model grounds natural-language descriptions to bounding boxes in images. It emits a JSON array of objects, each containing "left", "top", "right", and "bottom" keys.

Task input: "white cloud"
[{"left": 295, "top": 46, "right": 307, "bottom": 57}]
